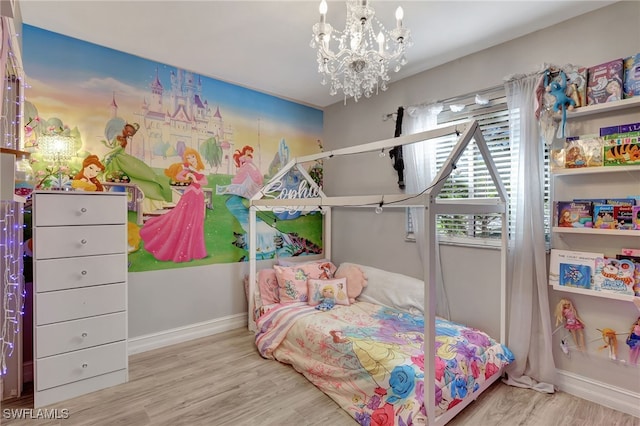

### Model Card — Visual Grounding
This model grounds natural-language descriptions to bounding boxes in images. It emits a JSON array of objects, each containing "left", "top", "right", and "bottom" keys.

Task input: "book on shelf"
[
  {"left": 621, "top": 248, "right": 640, "bottom": 257},
  {"left": 623, "top": 53, "right": 640, "bottom": 99},
  {"left": 593, "top": 204, "right": 616, "bottom": 229},
  {"left": 564, "top": 135, "right": 603, "bottom": 168},
  {"left": 614, "top": 205, "right": 634, "bottom": 230},
  {"left": 549, "top": 249, "right": 601, "bottom": 288},
  {"left": 593, "top": 257, "right": 636, "bottom": 295},
  {"left": 555, "top": 201, "right": 593, "bottom": 228},
  {"left": 633, "top": 205, "right": 640, "bottom": 230},
  {"left": 542, "top": 65, "right": 588, "bottom": 110},
  {"left": 587, "top": 58, "right": 624, "bottom": 105},
  {"left": 603, "top": 141, "right": 640, "bottom": 166},
  {"left": 600, "top": 121, "right": 640, "bottom": 137},
  {"left": 616, "top": 254, "right": 640, "bottom": 296}
]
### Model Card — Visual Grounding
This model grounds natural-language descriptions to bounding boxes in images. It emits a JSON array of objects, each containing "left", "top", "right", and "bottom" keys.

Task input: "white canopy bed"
[{"left": 247, "top": 120, "right": 511, "bottom": 425}]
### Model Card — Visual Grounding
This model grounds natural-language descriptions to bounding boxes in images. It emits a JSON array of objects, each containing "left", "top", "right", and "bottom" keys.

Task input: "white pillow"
[{"left": 354, "top": 263, "right": 424, "bottom": 314}]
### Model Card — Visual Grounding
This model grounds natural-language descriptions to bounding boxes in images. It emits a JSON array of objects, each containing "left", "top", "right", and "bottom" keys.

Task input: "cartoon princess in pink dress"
[
  {"left": 215, "top": 145, "right": 263, "bottom": 199},
  {"left": 140, "top": 148, "right": 208, "bottom": 262}
]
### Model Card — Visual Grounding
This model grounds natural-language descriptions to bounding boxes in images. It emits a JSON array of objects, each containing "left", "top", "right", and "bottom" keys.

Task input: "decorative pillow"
[
  {"left": 257, "top": 268, "right": 280, "bottom": 305},
  {"left": 307, "top": 277, "right": 350, "bottom": 306},
  {"left": 354, "top": 263, "right": 424, "bottom": 314},
  {"left": 274, "top": 262, "right": 337, "bottom": 303},
  {"left": 334, "top": 263, "right": 368, "bottom": 303}
]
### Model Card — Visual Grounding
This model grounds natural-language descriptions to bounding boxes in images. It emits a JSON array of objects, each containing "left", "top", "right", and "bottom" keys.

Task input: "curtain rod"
[{"left": 383, "top": 84, "right": 504, "bottom": 120}]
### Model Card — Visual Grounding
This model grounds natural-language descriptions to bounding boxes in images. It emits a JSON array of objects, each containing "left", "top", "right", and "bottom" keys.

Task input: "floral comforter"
[{"left": 255, "top": 301, "right": 514, "bottom": 426}]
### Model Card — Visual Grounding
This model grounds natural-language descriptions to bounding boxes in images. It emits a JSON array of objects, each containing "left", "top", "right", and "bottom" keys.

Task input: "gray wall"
[{"left": 322, "top": 0, "right": 639, "bottom": 395}]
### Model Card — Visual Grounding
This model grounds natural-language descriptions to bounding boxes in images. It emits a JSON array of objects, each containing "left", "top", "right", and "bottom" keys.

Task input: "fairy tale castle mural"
[
  {"left": 21, "top": 24, "right": 325, "bottom": 272},
  {"left": 112, "top": 68, "right": 236, "bottom": 175}
]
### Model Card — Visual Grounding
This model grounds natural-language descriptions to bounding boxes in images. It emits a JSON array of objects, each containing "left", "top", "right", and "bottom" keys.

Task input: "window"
[{"left": 406, "top": 86, "right": 550, "bottom": 246}]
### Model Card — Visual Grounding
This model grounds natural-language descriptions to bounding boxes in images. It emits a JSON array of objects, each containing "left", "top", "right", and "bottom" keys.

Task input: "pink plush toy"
[{"left": 334, "top": 263, "right": 368, "bottom": 303}]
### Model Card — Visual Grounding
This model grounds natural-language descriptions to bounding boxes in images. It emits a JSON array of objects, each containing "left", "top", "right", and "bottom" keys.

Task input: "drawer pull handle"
[
  {"left": 81, "top": 332, "right": 88, "bottom": 338},
  {"left": 81, "top": 270, "right": 87, "bottom": 276},
  {"left": 80, "top": 207, "right": 87, "bottom": 213},
  {"left": 82, "top": 363, "right": 88, "bottom": 369},
  {"left": 80, "top": 239, "right": 87, "bottom": 245}
]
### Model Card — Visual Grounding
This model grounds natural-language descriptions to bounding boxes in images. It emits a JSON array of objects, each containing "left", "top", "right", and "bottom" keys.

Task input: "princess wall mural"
[{"left": 22, "top": 25, "right": 324, "bottom": 272}]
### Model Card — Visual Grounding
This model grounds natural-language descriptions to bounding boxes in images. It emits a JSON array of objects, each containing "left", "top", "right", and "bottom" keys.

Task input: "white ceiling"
[{"left": 17, "top": 0, "right": 617, "bottom": 109}]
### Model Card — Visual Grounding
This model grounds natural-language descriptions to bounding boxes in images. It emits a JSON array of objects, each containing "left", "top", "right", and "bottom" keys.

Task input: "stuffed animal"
[
  {"left": 545, "top": 69, "right": 576, "bottom": 139},
  {"left": 334, "top": 263, "right": 368, "bottom": 303}
]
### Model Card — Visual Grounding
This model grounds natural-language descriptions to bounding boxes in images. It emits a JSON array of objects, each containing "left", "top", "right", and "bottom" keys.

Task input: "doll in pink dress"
[
  {"left": 140, "top": 148, "right": 208, "bottom": 262},
  {"left": 555, "top": 298, "right": 585, "bottom": 351},
  {"left": 627, "top": 317, "right": 640, "bottom": 365}
]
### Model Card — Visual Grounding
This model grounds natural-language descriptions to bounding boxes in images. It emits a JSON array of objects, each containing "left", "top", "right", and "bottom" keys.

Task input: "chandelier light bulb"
[
  {"left": 395, "top": 6, "right": 403, "bottom": 28},
  {"left": 319, "top": 0, "right": 328, "bottom": 23}
]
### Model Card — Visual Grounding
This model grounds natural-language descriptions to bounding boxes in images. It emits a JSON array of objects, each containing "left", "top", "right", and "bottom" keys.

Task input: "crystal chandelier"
[{"left": 311, "top": 0, "right": 412, "bottom": 103}]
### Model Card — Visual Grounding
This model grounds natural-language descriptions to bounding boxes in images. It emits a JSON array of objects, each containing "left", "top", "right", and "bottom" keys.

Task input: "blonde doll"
[{"left": 555, "top": 298, "right": 585, "bottom": 350}]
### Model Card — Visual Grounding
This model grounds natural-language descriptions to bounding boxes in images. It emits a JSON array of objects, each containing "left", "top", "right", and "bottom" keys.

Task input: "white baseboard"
[
  {"left": 127, "top": 314, "right": 247, "bottom": 355},
  {"left": 556, "top": 369, "right": 640, "bottom": 418}
]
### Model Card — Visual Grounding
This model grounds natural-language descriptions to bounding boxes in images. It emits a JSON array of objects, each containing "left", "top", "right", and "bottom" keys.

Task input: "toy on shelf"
[
  {"left": 545, "top": 69, "right": 576, "bottom": 139},
  {"left": 597, "top": 328, "right": 618, "bottom": 361},
  {"left": 555, "top": 298, "right": 586, "bottom": 351},
  {"left": 627, "top": 317, "right": 640, "bottom": 365}
]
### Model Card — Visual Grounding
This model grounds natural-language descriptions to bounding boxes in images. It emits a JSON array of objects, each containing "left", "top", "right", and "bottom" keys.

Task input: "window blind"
[{"left": 407, "top": 87, "right": 551, "bottom": 244}]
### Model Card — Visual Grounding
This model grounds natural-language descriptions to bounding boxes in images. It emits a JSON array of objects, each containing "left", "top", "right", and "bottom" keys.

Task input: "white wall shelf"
[
  {"left": 551, "top": 284, "right": 638, "bottom": 303},
  {"left": 551, "top": 165, "right": 640, "bottom": 176},
  {"left": 552, "top": 227, "right": 640, "bottom": 236},
  {"left": 559, "top": 96, "right": 640, "bottom": 119}
]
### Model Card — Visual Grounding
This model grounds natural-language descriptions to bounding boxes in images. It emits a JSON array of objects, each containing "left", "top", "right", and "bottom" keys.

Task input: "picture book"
[
  {"left": 593, "top": 257, "right": 636, "bottom": 295},
  {"left": 564, "top": 66, "right": 588, "bottom": 107},
  {"left": 603, "top": 132, "right": 640, "bottom": 146},
  {"left": 564, "top": 135, "right": 603, "bottom": 167},
  {"left": 634, "top": 205, "right": 640, "bottom": 230},
  {"left": 555, "top": 201, "right": 593, "bottom": 228},
  {"left": 549, "top": 249, "right": 602, "bottom": 288},
  {"left": 614, "top": 205, "right": 633, "bottom": 230},
  {"left": 600, "top": 121, "right": 640, "bottom": 137},
  {"left": 550, "top": 148, "right": 565, "bottom": 172},
  {"left": 559, "top": 263, "right": 592, "bottom": 288},
  {"left": 621, "top": 248, "right": 640, "bottom": 257},
  {"left": 603, "top": 142, "right": 640, "bottom": 166},
  {"left": 616, "top": 254, "right": 640, "bottom": 296},
  {"left": 587, "top": 58, "right": 624, "bottom": 105},
  {"left": 542, "top": 65, "right": 588, "bottom": 110},
  {"left": 593, "top": 204, "right": 615, "bottom": 229},
  {"left": 605, "top": 198, "right": 636, "bottom": 206},
  {"left": 623, "top": 53, "right": 640, "bottom": 99}
]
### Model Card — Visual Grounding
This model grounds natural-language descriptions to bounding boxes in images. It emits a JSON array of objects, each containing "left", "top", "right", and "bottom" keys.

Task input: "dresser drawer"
[
  {"left": 36, "top": 283, "right": 126, "bottom": 325},
  {"left": 35, "top": 254, "right": 126, "bottom": 292},
  {"left": 35, "top": 341, "right": 127, "bottom": 391},
  {"left": 33, "top": 192, "right": 126, "bottom": 226},
  {"left": 36, "top": 312, "right": 126, "bottom": 358},
  {"left": 34, "top": 224, "right": 126, "bottom": 260}
]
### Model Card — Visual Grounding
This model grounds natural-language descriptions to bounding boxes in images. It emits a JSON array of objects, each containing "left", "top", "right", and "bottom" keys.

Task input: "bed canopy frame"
[{"left": 248, "top": 119, "right": 509, "bottom": 426}]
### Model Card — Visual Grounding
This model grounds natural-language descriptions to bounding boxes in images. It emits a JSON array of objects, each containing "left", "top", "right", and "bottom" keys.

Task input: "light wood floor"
[{"left": 2, "top": 328, "right": 638, "bottom": 426}]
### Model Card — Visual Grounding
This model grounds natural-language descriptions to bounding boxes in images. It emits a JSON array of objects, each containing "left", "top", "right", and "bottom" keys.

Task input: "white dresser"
[{"left": 32, "top": 191, "right": 128, "bottom": 407}]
